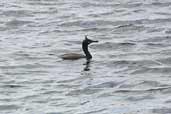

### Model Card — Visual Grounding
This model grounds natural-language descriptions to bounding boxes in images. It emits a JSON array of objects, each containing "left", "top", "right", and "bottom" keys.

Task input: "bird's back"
[{"left": 61, "top": 53, "right": 85, "bottom": 60}]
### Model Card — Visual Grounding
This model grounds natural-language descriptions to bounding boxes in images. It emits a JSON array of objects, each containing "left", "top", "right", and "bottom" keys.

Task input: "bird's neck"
[{"left": 82, "top": 43, "right": 92, "bottom": 60}]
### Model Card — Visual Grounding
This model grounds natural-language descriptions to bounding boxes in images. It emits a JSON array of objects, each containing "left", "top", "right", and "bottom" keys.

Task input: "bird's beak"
[{"left": 91, "top": 40, "right": 98, "bottom": 43}]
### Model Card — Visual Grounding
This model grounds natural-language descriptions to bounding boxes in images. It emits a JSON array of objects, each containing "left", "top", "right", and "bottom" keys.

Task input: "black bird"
[{"left": 61, "top": 36, "right": 98, "bottom": 60}]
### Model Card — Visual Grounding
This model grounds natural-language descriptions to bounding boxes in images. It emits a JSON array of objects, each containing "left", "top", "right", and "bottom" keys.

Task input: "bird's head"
[{"left": 83, "top": 35, "right": 98, "bottom": 45}]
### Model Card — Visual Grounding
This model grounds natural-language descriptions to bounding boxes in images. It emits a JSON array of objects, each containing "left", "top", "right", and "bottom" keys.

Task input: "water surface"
[{"left": 0, "top": 0, "right": 171, "bottom": 114}]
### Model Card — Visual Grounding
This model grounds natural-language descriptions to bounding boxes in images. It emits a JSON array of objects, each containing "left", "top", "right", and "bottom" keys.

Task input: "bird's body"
[
  {"left": 61, "top": 53, "right": 85, "bottom": 60},
  {"left": 61, "top": 36, "right": 98, "bottom": 60}
]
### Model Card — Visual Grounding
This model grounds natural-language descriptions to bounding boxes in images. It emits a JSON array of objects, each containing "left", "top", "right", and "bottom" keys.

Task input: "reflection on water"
[
  {"left": 1, "top": 0, "right": 171, "bottom": 114},
  {"left": 83, "top": 60, "right": 91, "bottom": 71}
]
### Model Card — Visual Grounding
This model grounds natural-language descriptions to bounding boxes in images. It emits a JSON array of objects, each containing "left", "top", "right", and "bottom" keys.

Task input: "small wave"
[
  {"left": 155, "top": 12, "right": 171, "bottom": 16},
  {"left": 2, "top": 10, "right": 33, "bottom": 17},
  {"left": 59, "top": 20, "right": 114, "bottom": 27},
  {"left": 33, "top": 9, "right": 58, "bottom": 14},
  {"left": 46, "top": 112, "right": 63, "bottom": 114},
  {"left": 42, "top": 90, "right": 62, "bottom": 95},
  {"left": 122, "top": 2, "right": 143, "bottom": 8},
  {"left": 0, "top": 105, "right": 20, "bottom": 111},
  {"left": 145, "top": 42, "right": 164, "bottom": 46},
  {"left": 21, "top": 94, "right": 40, "bottom": 100},
  {"left": 157, "top": 57, "right": 171, "bottom": 65},
  {"left": 1, "top": 84, "right": 25, "bottom": 88},
  {"left": 118, "top": 42, "right": 136, "bottom": 46},
  {"left": 5, "top": 19, "right": 33, "bottom": 27},
  {"left": 113, "top": 24, "right": 146, "bottom": 33},
  {"left": 80, "top": 2, "right": 117, "bottom": 8},
  {"left": 131, "top": 66, "right": 171, "bottom": 74},
  {"left": 143, "top": 18, "right": 171, "bottom": 24},
  {"left": 165, "top": 100, "right": 171, "bottom": 103},
  {"left": 119, "top": 80, "right": 168, "bottom": 90},
  {"left": 139, "top": 36, "right": 171, "bottom": 43},
  {"left": 115, "top": 86, "right": 171, "bottom": 94},
  {"left": 90, "top": 81, "right": 122, "bottom": 88},
  {"left": 115, "top": 24, "right": 134, "bottom": 28},
  {"left": 0, "top": 27, "right": 8, "bottom": 31},
  {"left": 146, "top": 28, "right": 165, "bottom": 33},
  {"left": 95, "top": 41, "right": 136, "bottom": 51},
  {"left": 0, "top": 63, "right": 55, "bottom": 70},
  {"left": 139, "top": 80, "right": 168, "bottom": 87},
  {"left": 126, "top": 95, "right": 154, "bottom": 101},
  {"left": 165, "top": 29, "right": 171, "bottom": 34},
  {"left": 152, "top": 108, "right": 171, "bottom": 114},
  {"left": 151, "top": 2, "right": 171, "bottom": 7},
  {"left": 80, "top": 108, "right": 107, "bottom": 114},
  {"left": 75, "top": 27, "right": 112, "bottom": 32},
  {"left": 146, "top": 87, "right": 171, "bottom": 92},
  {"left": 66, "top": 88, "right": 102, "bottom": 96},
  {"left": 27, "top": 0, "right": 58, "bottom": 6},
  {"left": 115, "top": 89, "right": 140, "bottom": 93}
]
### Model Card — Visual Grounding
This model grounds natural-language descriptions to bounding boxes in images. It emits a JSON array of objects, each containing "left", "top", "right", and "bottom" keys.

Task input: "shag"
[{"left": 61, "top": 36, "right": 98, "bottom": 60}]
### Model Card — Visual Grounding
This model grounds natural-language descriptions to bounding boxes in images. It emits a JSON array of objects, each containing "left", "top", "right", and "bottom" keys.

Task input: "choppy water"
[{"left": 1, "top": 0, "right": 171, "bottom": 114}]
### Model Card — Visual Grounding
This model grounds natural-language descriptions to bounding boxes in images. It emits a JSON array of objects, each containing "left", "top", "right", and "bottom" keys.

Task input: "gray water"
[{"left": 1, "top": 0, "right": 171, "bottom": 114}]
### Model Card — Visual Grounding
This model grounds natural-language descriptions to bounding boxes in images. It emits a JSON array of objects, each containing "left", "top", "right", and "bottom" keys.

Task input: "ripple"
[
  {"left": 119, "top": 80, "right": 168, "bottom": 89},
  {"left": 80, "top": 2, "right": 117, "bottom": 8},
  {"left": 59, "top": 20, "right": 115, "bottom": 28},
  {"left": 152, "top": 108, "right": 171, "bottom": 114},
  {"left": 2, "top": 10, "right": 33, "bottom": 17},
  {"left": 145, "top": 42, "right": 166, "bottom": 47},
  {"left": 80, "top": 108, "right": 107, "bottom": 114},
  {"left": 46, "top": 113, "right": 62, "bottom": 114},
  {"left": 26, "top": 0, "right": 58, "bottom": 6},
  {"left": 0, "top": 84, "right": 25, "bottom": 88},
  {"left": 0, "top": 63, "right": 55, "bottom": 70},
  {"left": 0, "top": 104, "right": 20, "bottom": 111},
  {"left": 165, "top": 100, "right": 171, "bottom": 103},
  {"left": 151, "top": 2, "right": 171, "bottom": 7},
  {"left": 115, "top": 86, "right": 171, "bottom": 94},
  {"left": 90, "top": 81, "right": 122, "bottom": 88},
  {"left": 66, "top": 88, "right": 102, "bottom": 96},
  {"left": 126, "top": 95, "right": 154, "bottom": 101},
  {"left": 131, "top": 66, "right": 171, "bottom": 74},
  {"left": 95, "top": 41, "right": 136, "bottom": 51},
  {"left": 5, "top": 19, "right": 33, "bottom": 27},
  {"left": 157, "top": 57, "right": 171, "bottom": 65}
]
